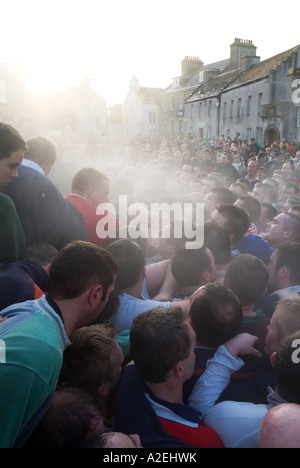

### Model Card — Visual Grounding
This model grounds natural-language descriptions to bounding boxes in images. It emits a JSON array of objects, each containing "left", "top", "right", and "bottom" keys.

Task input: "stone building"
[
  {"left": 162, "top": 39, "right": 300, "bottom": 144},
  {"left": 122, "top": 76, "right": 163, "bottom": 135}
]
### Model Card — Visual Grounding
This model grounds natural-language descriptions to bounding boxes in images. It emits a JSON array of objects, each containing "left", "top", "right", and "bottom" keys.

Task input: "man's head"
[
  {"left": 156, "top": 220, "right": 188, "bottom": 260},
  {"left": 258, "top": 203, "right": 277, "bottom": 232},
  {"left": 204, "top": 187, "right": 234, "bottom": 214},
  {"left": 59, "top": 323, "right": 123, "bottom": 401},
  {"left": 48, "top": 241, "right": 117, "bottom": 323},
  {"left": 234, "top": 196, "right": 261, "bottom": 225},
  {"left": 204, "top": 222, "right": 231, "bottom": 269},
  {"left": 130, "top": 307, "right": 195, "bottom": 384},
  {"left": 25, "top": 136, "right": 57, "bottom": 176},
  {"left": 171, "top": 245, "right": 217, "bottom": 293},
  {"left": 0, "top": 122, "right": 28, "bottom": 189},
  {"left": 280, "top": 182, "right": 299, "bottom": 202},
  {"left": 21, "top": 242, "right": 58, "bottom": 273},
  {"left": 259, "top": 403, "right": 300, "bottom": 449},
  {"left": 265, "top": 213, "right": 300, "bottom": 247},
  {"left": 229, "top": 182, "right": 248, "bottom": 198},
  {"left": 253, "top": 182, "right": 277, "bottom": 205},
  {"left": 224, "top": 254, "right": 269, "bottom": 306},
  {"left": 189, "top": 282, "right": 242, "bottom": 347},
  {"left": 25, "top": 387, "right": 104, "bottom": 448},
  {"left": 107, "top": 239, "right": 145, "bottom": 291},
  {"left": 267, "top": 243, "right": 300, "bottom": 293},
  {"left": 71, "top": 167, "right": 110, "bottom": 205},
  {"left": 247, "top": 160, "right": 259, "bottom": 179},
  {"left": 257, "top": 166, "right": 267, "bottom": 181},
  {"left": 210, "top": 204, "right": 250, "bottom": 249},
  {"left": 202, "top": 174, "right": 224, "bottom": 195},
  {"left": 257, "top": 152, "right": 268, "bottom": 164},
  {"left": 219, "top": 152, "right": 231, "bottom": 166},
  {"left": 265, "top": 297, "right": 300, "bottom": 357},
  {"left": 273, "top": 330, "right": 300, "bottom": 405}
]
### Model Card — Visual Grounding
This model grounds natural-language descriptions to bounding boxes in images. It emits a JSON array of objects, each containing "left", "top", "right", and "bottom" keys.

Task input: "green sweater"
[{"left": 0, "top": 192, "right": 26, "bottom": 264}]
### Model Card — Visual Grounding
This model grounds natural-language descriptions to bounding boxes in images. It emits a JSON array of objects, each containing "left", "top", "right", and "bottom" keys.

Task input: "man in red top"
[{"left": 66, "top": 168, "right": 120, "bottom": 247}]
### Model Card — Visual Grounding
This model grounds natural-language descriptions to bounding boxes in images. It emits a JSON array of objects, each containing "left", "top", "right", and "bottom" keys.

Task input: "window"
[
  {"left": 208, "top": 101, "right": 212, "bottom": 118},
  {"left": 230, "top": 100, "right": 234, "bottom": 119},
  {"left": 247, "top": 96, "right": 252, "bottom": 116},
  {"left": 237, "top": 98, "right": 242, "bottom": 117},
  {"left": 223, "top": 102, "right": 227, "bottom": 121},
  {"left": 296, "top": 108, "right": 300, "bottom": 127},
  {"left": 247, "top": 128, "right": 252, "bottom": 142},
  {"left": 199, "top": 72, "right": 204, "bottom": 83},
  {"left": 171, "top": 97, "right": 175, "bottom": 111},
  {"left": 190, "top": 104, "right": 194, "bottom": 120},
  {"left": 149, "top": 112, "right": 152, "bottom": 123},
  {"left": 207, "top": 126, "right": 212, "bottom": 140},
  {"left": 199, "top": 102, "right": 202, "bottom": 118},
  {"left": 256, "top": 127, "right": 263, "bottom": 145},
  {"left": 257, "top": 93, "right": 263, "bottom": 115},
  {"left": 179, "top": 94, "right": 184, "bottom": 108}
]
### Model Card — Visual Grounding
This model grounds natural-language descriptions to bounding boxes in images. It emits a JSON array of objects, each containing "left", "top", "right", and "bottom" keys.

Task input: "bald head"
[{"left": 259, "top": 404, "right": 300, "bottom": 448}]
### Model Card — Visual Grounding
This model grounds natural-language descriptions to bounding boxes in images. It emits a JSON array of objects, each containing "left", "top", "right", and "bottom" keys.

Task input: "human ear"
[
  {"left": 270, "top": 351, "right": 277, "bottom": 368},
  {"left": 88, "top": 284, "right": 103, "bottom": 306}
]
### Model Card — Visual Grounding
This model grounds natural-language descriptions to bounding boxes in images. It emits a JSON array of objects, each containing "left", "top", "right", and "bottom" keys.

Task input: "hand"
[{"left": 225, "top": 333, "right": 262, "bottom": 358}]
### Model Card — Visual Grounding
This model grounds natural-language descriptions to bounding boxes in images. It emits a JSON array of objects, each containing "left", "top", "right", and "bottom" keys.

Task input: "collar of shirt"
[{"left": 21, "top": 158, "right": 45, "bottom": 176}]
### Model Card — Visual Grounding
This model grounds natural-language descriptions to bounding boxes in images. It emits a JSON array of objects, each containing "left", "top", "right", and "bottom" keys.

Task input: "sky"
[{"left": 1, "top": 0, "right": 299, "bottom": 106}]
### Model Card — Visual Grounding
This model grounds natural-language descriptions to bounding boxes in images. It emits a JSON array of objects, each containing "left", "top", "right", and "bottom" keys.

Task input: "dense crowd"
[{"left": 1, "top": 122, "right": 300, "bottom": 448}]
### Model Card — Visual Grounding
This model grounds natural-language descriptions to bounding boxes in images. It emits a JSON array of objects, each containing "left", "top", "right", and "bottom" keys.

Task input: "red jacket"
[{"left": 65, "top": 194, "right": 120, "bottom": 247}]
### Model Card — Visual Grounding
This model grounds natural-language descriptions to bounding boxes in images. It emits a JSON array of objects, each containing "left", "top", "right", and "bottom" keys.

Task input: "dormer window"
[{"left": 199, "top": 72, "right": 204, "bottom": 83}]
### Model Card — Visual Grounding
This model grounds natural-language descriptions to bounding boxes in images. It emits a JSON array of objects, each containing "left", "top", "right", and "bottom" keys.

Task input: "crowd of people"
[{"left": 1, "top": 120, "right": 300, "bottom": 448}]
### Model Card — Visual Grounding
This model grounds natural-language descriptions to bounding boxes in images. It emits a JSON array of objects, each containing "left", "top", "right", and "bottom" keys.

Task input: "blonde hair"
[{"left": 275, "top": 298, "right": 300, "bottom": 341}]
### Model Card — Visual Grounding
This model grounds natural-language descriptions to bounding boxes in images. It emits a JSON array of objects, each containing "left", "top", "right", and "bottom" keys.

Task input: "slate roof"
[{"left": 186, "top": 43, "right": 300, "bottom": 103}]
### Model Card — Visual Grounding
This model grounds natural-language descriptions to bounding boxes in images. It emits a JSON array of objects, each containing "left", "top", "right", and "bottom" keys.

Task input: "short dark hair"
[
  {"left": 225, "top": 254, "right": 269, "bottom": 305},
  {"left": 171, "top": 245, "right": 213, "bottom": 288},
  {"left": 215, "top": 204, "right": 250, "bottom": 245},
  {"left": 275, "top": 243, "right": 300, "bottom": 285},
  {"left": 282, "top": 213, "right": 300, "bottom": 243},
  {"left": 210, "top": 187, "right": 234, "bottom": 205},
  {"left": 189, "top": 283, "right": 242, "bottom": 347},
  {"left": 71, "top": 167, "right": 109, "bottom": 194},
  {"left": 107, "top": 239, "right": 145, "bottom": 290},
  {"left": 58, "top": 323, "right": 120, "bottom": 398},
  {"left": 0, "top": 122, "right": 28, "bottom": 160},
  {"left": 261, "top": 203, "right": 277, "bottom": 221},
  {"left": 283, "top": 182, "right": 299, "bottom": 195},
  {"left": 204, "top": 222, "right": 231, "bottom": 266},
  {"left": 21, "top": 242, "right": 58, "bottom": 266},
  {"left": 237, "top": 195, "right": 261, "bottom": 224},
  {"left": 130, "top": 307, "right": 191, "bottom": 383},
  {"left": 254, "top": 183, "right": 277, "bottom": 204},
  {"left": 25, "top": 387, "right": 103, "bottom": 448},
  {"left": 275, "top": 330, "right": 300, "bottom": 405},
  {"left": 48, "top": 241, "right": 117, "bottom": 299},
  {"left": 25, "top": 136, "right": 57, "bottom": 166}
]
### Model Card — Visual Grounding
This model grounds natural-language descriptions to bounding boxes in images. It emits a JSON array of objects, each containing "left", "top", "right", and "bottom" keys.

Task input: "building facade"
[
  {"left": 122, "top": 76, "right": 162, "bottom": 135},
  {"left": 162, "top": 39, "right": 300, "bottom": 144}
]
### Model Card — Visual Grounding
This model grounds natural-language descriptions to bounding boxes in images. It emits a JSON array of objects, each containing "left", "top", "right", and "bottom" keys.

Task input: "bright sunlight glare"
[{"left": 1, "top": 0, "right": 299, "bottom": 106}]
